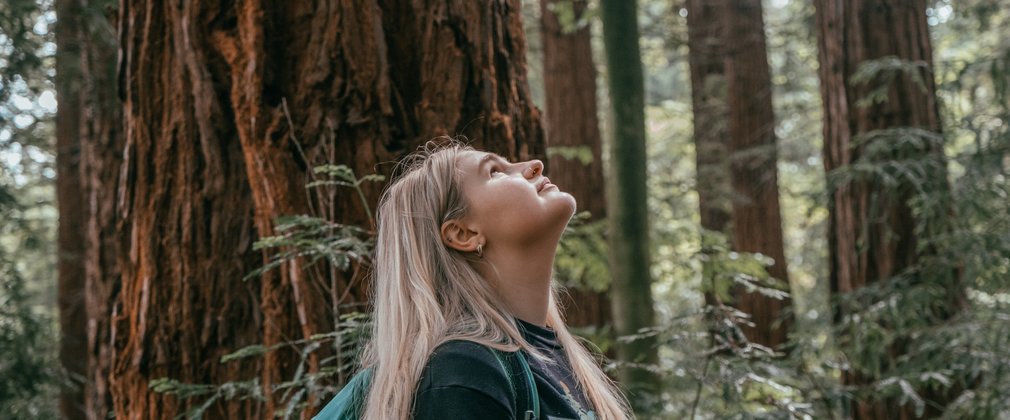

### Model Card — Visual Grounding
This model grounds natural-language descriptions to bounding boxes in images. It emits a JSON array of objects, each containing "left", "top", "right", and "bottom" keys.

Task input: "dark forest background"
[{"left": 2, "top": 0, "right": 1009, "bottom": 418}]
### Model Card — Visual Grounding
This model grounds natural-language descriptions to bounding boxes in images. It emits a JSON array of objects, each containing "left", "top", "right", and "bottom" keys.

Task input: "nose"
[{"left": 525, "top": 160, "right": 544, "bottom": 178}]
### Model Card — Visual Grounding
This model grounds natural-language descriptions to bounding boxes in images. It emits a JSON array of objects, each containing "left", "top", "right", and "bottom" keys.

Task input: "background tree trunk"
[
  {"left": 685, "top": 0, "right": 733, "bottom": 343},
  {"left": 56, "top": 2, "right": 122, "bottom": 419},
  {"left": 814, "top": 0, "right": 956, "bottom": 417},
  {"left": 55, "top": 0, "right": 87, "bottom": 417},
  {"left": 723, "top": 0, "right": 793, "bottom": 349},
  {"left": 539, "top": 0, "right": 612, "bottom": 332},
  {"left": 686, "top": 0, "right": 730, "bottom": 238},
  {"left": 599, "top": 0, "right": 661, "bottom": 413},
  {"left": 78, "top": 3, "right": 123, "bottom": 419},
  {"left": 112, "top": 0, "right": 543, "bottom": 418}
]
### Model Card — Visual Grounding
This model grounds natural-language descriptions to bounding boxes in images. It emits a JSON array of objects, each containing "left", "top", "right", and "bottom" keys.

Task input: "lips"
[{"left": 537, "top": 178, "right": 553, "bottom": 192}]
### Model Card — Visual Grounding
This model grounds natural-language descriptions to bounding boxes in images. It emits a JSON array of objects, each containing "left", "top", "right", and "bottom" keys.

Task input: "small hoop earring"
[{"left": 476, "top": 242, "right": 484, "bottom": 257}]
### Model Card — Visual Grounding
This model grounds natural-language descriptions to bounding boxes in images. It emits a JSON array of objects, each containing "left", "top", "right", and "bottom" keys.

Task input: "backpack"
[{"left": 312, "top": 346, "right": 540, "bottom": 420}]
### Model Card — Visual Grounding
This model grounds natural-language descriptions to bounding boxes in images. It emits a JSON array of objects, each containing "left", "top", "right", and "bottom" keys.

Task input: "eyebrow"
[{"left": 478, "top": 153, "right": 508, "bottom": 174}]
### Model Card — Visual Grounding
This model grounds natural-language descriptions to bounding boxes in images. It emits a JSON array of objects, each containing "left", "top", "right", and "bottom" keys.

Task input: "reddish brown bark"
[
  {"left": 686, "top": 0, "right": 730, "bottom": 237},
  {"left": 686, "top": 0, "right": 791, "bottom": 349},
  {"left": 685, "top": 0, "right": 732, "bottom": 342},
  {"left": 539, "top": 0, "right": 612, "bottom": 331},
  {"left": 814, "top": 0, "right": 955, "bottom": 417},
  {"left": 722, "top": 0, "right": 793, "bottom": 349},
  {"left": 112, "top": 2, "right": 266, "bottom": 418},
  {"left": 112, "top": 0, "right": 543, "bottom": 418}
]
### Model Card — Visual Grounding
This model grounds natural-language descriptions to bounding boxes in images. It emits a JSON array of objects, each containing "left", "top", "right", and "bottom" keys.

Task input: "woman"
[{"left": 357, "top": 138, "right": 632, "bottom": 419}]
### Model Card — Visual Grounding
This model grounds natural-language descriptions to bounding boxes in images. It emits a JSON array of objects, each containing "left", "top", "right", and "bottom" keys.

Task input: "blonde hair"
[{"left": 358, "top": 138, "right": 633, "bottom": 419}]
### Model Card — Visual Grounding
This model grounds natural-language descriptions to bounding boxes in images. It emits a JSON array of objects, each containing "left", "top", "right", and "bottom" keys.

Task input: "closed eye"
[{"left": 490, "top": 163, "right": 507, "bottom": 176}]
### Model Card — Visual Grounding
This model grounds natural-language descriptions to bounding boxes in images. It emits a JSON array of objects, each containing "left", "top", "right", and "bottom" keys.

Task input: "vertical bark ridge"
[{"left": 113, "top": 1, "right": 264, "bottom": 418}]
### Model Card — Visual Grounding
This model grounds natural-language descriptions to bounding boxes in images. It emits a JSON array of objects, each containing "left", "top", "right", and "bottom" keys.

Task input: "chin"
[
  {"left": 563, "top": 191, "right": 578, "bottom": 210},
  {"left": 565, "top": 197, "right": 578, "bottom": 217},
  {"left": 556, "top": 193, "right": 578, "bottom": 221}
]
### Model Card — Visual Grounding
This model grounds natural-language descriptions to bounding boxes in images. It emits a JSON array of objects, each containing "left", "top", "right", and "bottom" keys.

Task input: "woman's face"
[{"left": 455, "top": 150, "right": 577, "bottom": 247}]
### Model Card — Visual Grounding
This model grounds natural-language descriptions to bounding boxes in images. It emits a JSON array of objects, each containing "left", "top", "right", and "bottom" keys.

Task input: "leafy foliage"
[
  {"left": 555, "top": 210, "right": 611, "bottom": 292},
  {"left": 244, "top": 215, "right": 374, "bottom": 282},
  {"left": 0, "top": 0, "right": 60, "bottom": 417},
  {"left": 0, "top": 251, "right": 59, "bottom": 419}
]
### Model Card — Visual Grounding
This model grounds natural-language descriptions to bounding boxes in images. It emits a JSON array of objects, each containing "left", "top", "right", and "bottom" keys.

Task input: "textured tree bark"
[
  {"left": 112, "top": 0, "right": 543, "bottom": 418},
  {"left": 722, "top": 0, "right": 793, "bottom": 349},
  {"left": 56, "top": 2, "right": 124, "bottom": 418},
  {"left": 814, "top": 0, "right": 956, "bottom": 417},
  {"left": 112, "top": 2, "right": 265, "bottom": 417},
  {"left": 599, "top": 0, "right": 661, "bottom": 413},
  {"left": 539, "top": 0, "right": 612, "bottom": 332},
  {"left": 55, "top": 0, "right": 88, "bottom": 417}
]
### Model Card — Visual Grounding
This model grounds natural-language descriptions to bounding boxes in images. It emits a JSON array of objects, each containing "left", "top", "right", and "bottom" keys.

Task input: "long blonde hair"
[{"left": 358, "top": 138, "right": 633, "bottom": 419}]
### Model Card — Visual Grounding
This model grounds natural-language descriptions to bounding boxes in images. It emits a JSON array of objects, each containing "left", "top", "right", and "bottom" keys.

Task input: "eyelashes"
[{"left": 490, "top": 163, "right": 508, "bottom": 176}]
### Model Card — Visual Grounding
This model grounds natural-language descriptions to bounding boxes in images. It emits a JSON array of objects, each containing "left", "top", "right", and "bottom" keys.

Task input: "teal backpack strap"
[
  {"left": 312, "top": 367, "right": 373, "bottom": 420},
  {"left": 490, "top": 348, "right": 540, "bottom": 420},
  {"left": 514, "top": 350, "right": 540, "bottom": 420}
]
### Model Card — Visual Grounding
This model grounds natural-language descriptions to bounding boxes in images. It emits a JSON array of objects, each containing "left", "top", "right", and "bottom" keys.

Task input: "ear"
[{"left": 440, "top": 219, "right": 482, "bottom": 253}]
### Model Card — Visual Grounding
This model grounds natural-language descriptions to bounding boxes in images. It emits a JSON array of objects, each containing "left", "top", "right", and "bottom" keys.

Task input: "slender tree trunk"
[
  {"left": 58, "top": 2, "right": 124, "bottom": 419},
  {"left": 814, "top": 0, "right": 957, "bottom": 417},
  {"left": 55, "top": 0, "right": 87, "bottom": 417},
  {"left": 539, "top": 0, "right": 612, "bottom": 331},
  {"left": 686, "top": 0, "right": 731, "bottom": 238},
  {"left": 599, "top": 0, "right": 660, "bottom": 413},
  {"left": 78, "top": 3, "right": 123, "bottom": 419},
  {"left": 685, "top": 0, "right": 733, "bottom": 344},
  {"left": 112, "top": 1, "right": 543, "bottom": 418},
  {"left": 723, "top": 0, "right": 793, "bottom": 349}
]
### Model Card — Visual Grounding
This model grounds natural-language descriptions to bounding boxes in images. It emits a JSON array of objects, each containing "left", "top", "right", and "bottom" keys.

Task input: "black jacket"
[{"left": 412, "top": 318, "right": 597, "bottom": 419}]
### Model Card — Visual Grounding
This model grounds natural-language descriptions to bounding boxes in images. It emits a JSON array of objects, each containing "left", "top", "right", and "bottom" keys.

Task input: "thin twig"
[{"left": 690, "top": 353, "right": 712, "bottom": 420}]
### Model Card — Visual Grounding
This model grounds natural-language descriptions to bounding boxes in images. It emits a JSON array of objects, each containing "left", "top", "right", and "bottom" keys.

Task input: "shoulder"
[
  {"left": 414, "top": 340, "right": 516, "bottom": 410},
  {"left": 413, "top": 340, "right": 518, "bottom": 418},
  {"left": 417, "top": 340, "right": 510, "bottom": 391}
]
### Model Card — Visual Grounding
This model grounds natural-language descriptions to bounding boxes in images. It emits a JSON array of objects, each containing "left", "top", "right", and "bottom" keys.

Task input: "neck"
[{"left": 475, "top": 239, "right": 558, "bottom": 328}]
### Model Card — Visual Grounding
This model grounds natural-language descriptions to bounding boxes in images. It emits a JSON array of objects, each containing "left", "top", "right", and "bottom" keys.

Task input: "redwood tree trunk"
[
  {"left": 685, "top": 0, "right": 733, "bottom": 345},
  {"left": 112, "top": 0, "right": 543, "bottom": 418},
  {"left": 686, "top": 0, "right": 730, "bottom": 238},
  {"left": 112, "top": 1, "right": 265, "bottom": 417},
  {"left": 814, "top": 0, "right": 954, "bottom": 417},
  {"left": 722, "top": 0, "right": 793, "bottom": 348},
  {"left": 539, "top": 0, "right": 612, "bottom": 331}
]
